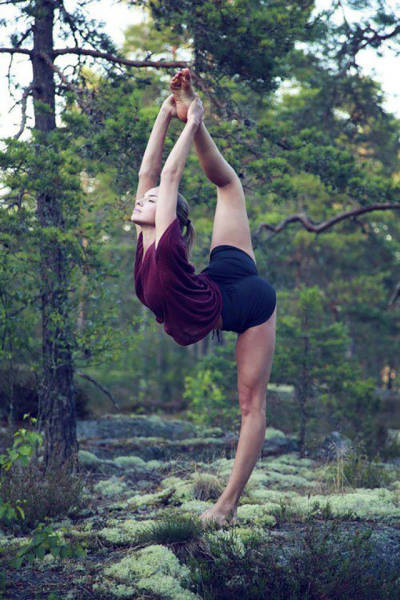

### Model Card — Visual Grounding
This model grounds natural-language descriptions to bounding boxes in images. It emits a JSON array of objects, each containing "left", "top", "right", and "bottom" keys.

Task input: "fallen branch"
[{"left": 76, "top": 372, "right": 120, "bottom": 410}]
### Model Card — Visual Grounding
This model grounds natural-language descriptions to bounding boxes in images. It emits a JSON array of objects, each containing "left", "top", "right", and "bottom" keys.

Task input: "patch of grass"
[
  {"left": 191, "top": 473, "right": 225, "bottom": 502},
  {"left": 323, "top": 449, "right": 395, "bottom": 492},
  {"left": 132, "top": 513, "right": 204, "bottom": 549}
]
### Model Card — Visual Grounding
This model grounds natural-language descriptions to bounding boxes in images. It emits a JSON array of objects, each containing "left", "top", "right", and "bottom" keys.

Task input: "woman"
[{"left": 131, "top": 69, "right": 277, "bottom": 527}]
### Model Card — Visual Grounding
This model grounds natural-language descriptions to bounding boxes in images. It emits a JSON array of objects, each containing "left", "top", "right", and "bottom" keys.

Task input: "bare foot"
[
  {"left": 199, "top": 504, "right": 238, "bottom": 528},
  {"left": 170, "top": 68, "right": 196, "bottom": 122}
]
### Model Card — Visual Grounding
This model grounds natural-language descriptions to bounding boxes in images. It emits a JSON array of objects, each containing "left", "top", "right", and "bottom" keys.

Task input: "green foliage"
[
  {"left": 323, "top": 448, "right": 395, "bottom": 492},
  {"left": 150, "top": 0, "right": 314, "bottom": 91},
  {"left": 183, "top": 342, "right": 238, "bottom": 427},
  {"left": 9, "top": 521, "right": 87, "bottom": 569},
  {"left": 0, "top": 416, "right": 85, "bottom": 534},
  {"left": 0, "top": 417, "right": 86, "bottom": 588},
  {"left": 0, "top": 414, "right": 42, "bottom": 473},
  {"left": 188, "top": 520, "right": 400, "bottom": 599},
  {"left": 1, "top": 0, "right": 400, "bottom": 445},
  {"left": 0, "top": 414, "right": 41, "bottom": 525}
]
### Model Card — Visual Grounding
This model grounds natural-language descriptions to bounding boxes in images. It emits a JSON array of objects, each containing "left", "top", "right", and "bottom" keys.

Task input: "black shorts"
[{"left": 201, "top": 245, "right": 276, "bottom": 335}]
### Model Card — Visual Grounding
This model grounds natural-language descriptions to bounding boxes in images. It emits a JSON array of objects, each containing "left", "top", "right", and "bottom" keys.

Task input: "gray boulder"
[{"left": 316, "top": 431, "right": 353, "bottom": 461}]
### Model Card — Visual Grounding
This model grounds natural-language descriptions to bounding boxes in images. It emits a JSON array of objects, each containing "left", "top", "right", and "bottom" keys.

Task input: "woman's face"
[{"left": 131, "top": 187, "right": 159, "bottom": 225}]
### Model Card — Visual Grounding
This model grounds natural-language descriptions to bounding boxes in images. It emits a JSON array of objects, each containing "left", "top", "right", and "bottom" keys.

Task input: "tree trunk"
[{"left": 32, "top": 0, "right": 78, "bottom": 473}]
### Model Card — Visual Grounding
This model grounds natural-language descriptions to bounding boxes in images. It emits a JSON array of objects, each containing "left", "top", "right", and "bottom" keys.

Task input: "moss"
[
  {"left": 292, "top": 488, "right": 400, "bottom": 521},
  {"left": 212, "top": 457, "right": 235, "bottom": 477},
  {"left": 78, "top": 449, "right": 104, "bottom": 466},
  {"left": 247, "top": 487, "right": 299, "bottom": 505},
  {"left": 234, "top": 526, "right": 266, "bottom": 544},
  {"left": 147, "top": 459, "right": 165, "bottom": 470},
  {"left": 262, "top": 453, "right": 314, "bottom": 468},
  {"left": 236, "top": 504, "right": 277, "bottom": 526},
  {"left": 206, "top": 528, "right": 246, "bottom": 557},
  {"left": 104, "top": 544, "right": 201, "bottom": 600},
  {"left": 93, "top": 476, "right": 128, "bottom": 497},
  {"left": 180, "top": 500, "right": 212, "bottom": 513},
  {"left": 113, "top": 455, "right": 148, "bottom": 469},
  {"left": 160, "top": 477, "right": 194, "bottom": 501},
  {"left": 126, "top": 488, "right": 176, "bottom": 509},
  {"left": 98, "top": 519, "right": 157, "bottom": 544},
  {"left": 92, "top": 582, "right": 137, "bottom": 598},
  {"left": 264, "top": 427, "right": 286, "bottom": 440},
  {"left": 262, "top": 471, "right": 316, "bottom": 488}
]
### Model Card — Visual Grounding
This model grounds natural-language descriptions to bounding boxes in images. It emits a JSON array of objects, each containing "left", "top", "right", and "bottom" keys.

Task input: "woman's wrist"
[
  {"left": 160, "top": 104, "right": 174, "bottom": 120},
  {"left": 186, "top": 116, "right": 202, "bottom": 129}
]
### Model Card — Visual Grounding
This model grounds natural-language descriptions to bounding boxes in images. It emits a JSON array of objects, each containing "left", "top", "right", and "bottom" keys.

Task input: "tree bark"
[{"left": 32, "top": 0, "right": 78, "bottom": 473}]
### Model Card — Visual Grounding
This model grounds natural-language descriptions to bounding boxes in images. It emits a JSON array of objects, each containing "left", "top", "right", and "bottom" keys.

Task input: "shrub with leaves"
[{"left": 183, "top": 341, "right": 239, "bottom": 428}]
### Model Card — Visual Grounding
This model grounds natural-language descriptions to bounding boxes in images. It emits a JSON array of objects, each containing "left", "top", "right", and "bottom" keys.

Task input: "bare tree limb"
[
  {"left": 38, "top": 51, "right": 83, "bottom": 96},
  {"left": 76, "top": 372, "right": 120, "bottom": 410},
  {"left": 388, "top": 282, "right": 400, "bottom": 308},
  {"left": 257, "top": 203, "right": 400, "bottom": 240},
  {"left": 13, "top": 84, "right": 32, "bottom": 139},
  {"left": 53, "top": 47, "right": 189, "bottom": 68},
  {"left": 1, "top": 187, "right": 26, "bottom": 209},
  {"left": 0, "top": 47, "right": 32, "bottom": 56},
  {"left": 0, "top": 46, "right": 189, "bottom": 69}
]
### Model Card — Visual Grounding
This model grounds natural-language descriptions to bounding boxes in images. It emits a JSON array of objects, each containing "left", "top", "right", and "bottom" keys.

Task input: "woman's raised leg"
[{"left": 170, "top": 69, "right": 256, "bottom": 261}]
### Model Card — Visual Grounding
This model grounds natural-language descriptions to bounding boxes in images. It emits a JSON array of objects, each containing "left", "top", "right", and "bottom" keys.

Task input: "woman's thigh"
[
  {"left": 210, "top": 177, "right": 256, "bottom": 262},
  {"left": 235, "top": 306, "right": 277, "bottom": 413}
]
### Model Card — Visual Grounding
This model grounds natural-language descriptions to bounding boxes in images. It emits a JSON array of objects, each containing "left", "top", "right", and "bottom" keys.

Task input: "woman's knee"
[{"left": 238, "top": 386, "right": 267, "bottom": 418}]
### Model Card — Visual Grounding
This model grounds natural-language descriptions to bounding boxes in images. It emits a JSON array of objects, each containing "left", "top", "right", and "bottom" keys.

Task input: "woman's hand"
[
  {"left": 187, "top": 95, "right": 204, "bottom": 126},
  {"left": 161, "top": 94, "right": 178, "bottom": 118}
]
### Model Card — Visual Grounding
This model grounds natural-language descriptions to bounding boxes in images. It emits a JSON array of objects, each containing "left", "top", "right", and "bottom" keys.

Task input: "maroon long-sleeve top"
[{"left": 134, "top": 217, "right": 222, "bottom": 346}]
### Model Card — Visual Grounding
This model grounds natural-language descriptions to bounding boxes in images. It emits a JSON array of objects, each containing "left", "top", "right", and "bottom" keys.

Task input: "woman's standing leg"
[{"left": 200, "top": 308, "right": 276, "bottom": 525}]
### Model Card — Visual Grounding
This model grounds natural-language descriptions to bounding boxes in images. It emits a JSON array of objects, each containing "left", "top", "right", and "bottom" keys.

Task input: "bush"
[
  {"left": 188, "top": 521, "right": 400, "bottom": 599},
  {"left": 183, "top": 342, "right": 239, "bottom": 428},
  {"left": 0, "top": 416, "right": 87, "bottom": 534},
  {"left": 1, "top": 459, "right": 87, "bottom": 534}
]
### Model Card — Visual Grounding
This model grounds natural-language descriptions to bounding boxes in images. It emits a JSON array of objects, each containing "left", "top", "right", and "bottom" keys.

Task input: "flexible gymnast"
[{"left": 131, "top": 69, "right": 277, "bottom": 527}]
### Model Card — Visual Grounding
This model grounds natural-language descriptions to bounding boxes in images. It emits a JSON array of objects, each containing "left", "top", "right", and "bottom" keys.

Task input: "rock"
[
  {"left": 261, "top": 428, "right": 299, "bottom": 456},
  {"left": 76, "top": 414, "right": 198, "bottom": 442},
  {"left": 315, "top": 431, "right": 353, "bottom": 461}
]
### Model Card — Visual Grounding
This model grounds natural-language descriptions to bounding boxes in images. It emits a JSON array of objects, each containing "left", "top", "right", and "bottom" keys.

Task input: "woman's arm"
[
  {"left": 155, "top": 96, "right": 203, "bottom": 247},
  {"left": 133, "top": 96, "right": 176, "bottom": 236}
]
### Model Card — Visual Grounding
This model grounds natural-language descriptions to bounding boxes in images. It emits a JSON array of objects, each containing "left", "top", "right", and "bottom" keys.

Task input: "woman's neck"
[{"left": 141, "top": 224, "right": 156, "bottom": 250}]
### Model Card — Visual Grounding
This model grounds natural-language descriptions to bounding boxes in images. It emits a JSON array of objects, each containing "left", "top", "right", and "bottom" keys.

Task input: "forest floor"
[{"left": 1, "top": 414, "right": 400, "bottom": 599}]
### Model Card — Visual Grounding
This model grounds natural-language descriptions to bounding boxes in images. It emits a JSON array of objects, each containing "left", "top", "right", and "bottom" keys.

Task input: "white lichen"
[
  {"left": 104, "top": 544, "right": 201, "bottom": 600},
  {"left": 93, "top": 476, "right": 128, "bottom": 497},
  {"left": 97, "top": 519, "right": 157, "bottom": 544}
]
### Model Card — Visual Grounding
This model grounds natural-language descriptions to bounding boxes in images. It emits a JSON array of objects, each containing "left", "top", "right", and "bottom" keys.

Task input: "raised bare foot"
[
  {"left": 170, "top": 68, "right": 196, "bottom": 122},
  {"left": 199, "top": 503, "right": 238, "bottom": 528}
]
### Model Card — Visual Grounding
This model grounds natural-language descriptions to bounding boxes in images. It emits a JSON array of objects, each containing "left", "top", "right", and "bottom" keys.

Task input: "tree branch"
[
  {"left": 0, "top": 47, "right": 32, "bottom": 56},
  {"left": 53, "top": 47, "right": 188, "bottom": 68},
  {"left": 256, "top": 203, "right": 400, "bottom": 240},
  {"left": 13, "top": 84, "right": 32, "bottom": 139},
  {"left": 38, "top": 51, "right": 82, "bottom": 96},
  {"left": 388, "top": 282, "right": 400, "bottom": 308},
  {"left": 0, "top": 46, "right": 189, "bottom": 70},
  {"left": 76, "top": 372, "right": 120, "bottom": 410}
]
